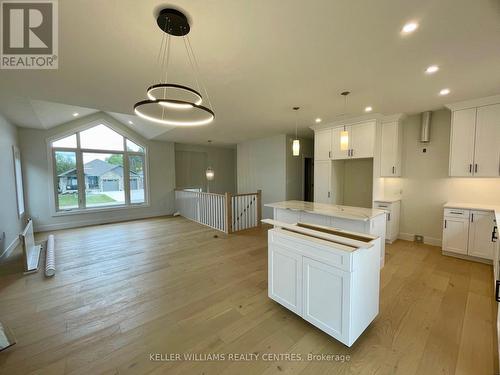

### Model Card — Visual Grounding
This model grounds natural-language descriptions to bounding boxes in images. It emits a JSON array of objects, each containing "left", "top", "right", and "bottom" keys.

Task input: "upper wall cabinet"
[
  {"left": 314, "top": 129, "right": 332, "bottom": 161},
  {"left": 314, "top": 121, "right": 375, "bottom": 161},
  {"left": 449, "top": 103, "right": 500, "bottom": 177},
  {"left": 380, "top": 121, "right": 402, "bottom": 177}
]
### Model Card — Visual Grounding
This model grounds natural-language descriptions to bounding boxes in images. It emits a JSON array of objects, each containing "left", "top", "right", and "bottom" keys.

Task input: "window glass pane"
[
  {"left": 13, "top": 147, "right": 24, "bottom": 215},
  {"left": 83, "top": 153, "right": 125, "bottom": 207},
  {"left": 52, "top": 134, "right": 77, "bottom": 148},
  {"left": 55, "top": 151, "right": 79, "bottom": 210},
  {"left": 126, "top": 139, "right": 144, "bottom": 153},
  {"left": 129, "top": 155, "right": 145, "bottom": 204},
  {"left": 80, "top": 124, "right": 124, "bottom": 151}
]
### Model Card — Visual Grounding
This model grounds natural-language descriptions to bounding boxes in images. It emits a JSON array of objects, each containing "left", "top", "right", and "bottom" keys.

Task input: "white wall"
[
  {"left": 0, "top": 115, "right": 25, "bottom": 256},
  {"left": 175, "top": 143, "right": 236, "bottom": 194},
  {"left": 285, "top": 135, "right": 313, "bottom": 200},
  {"left": 237, "top": 135, "right": 287, "bottom": 219},
  {"left": 19, "top": 112, "right": 176, "bottom": 232},
  {"left": 384, "top": 109, "right": 500, "bottom": 244}
]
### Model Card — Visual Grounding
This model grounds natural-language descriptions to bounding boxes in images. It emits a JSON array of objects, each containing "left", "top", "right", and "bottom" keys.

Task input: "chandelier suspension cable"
[
  {"left": 186, "top": 34, "right": 214, "bottom": 111},
  {"left": 183, "top": 36, "right": 202, "bottom": 97}
]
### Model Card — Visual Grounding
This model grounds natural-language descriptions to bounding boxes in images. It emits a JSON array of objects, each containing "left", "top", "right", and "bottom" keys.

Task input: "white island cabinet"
[
  {"left": 265, "top": 200, "right": 387, "bottom": 267},
  {"left": 264, "top": 220, "right": 381, "bottom": 347}
]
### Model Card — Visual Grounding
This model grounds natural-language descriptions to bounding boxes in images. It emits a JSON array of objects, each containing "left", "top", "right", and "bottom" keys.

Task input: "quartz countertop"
[
  {"left": 265, "top": 200, "right": 386, "bottom": 221},
  {"left": 374, "top": 197, "right": 401, "bottom": 203},
  {"left": 444, "top": 202, "right": 500, "bottom": 224}
]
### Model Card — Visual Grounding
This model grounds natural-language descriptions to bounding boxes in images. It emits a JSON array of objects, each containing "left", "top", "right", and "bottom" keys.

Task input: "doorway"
[{"left": 304, "top": 157, "right": 314, "bottom": 202}]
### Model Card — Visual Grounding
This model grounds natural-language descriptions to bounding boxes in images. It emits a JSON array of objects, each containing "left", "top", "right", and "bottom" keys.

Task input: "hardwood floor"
[{"left": 0, "top": 216, "right": 496, "bottom": 374}]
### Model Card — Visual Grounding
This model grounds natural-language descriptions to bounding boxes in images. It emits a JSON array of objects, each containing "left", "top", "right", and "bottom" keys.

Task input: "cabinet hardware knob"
[
  {"left": 471, "top": 213, "right": 474, "bottom": 223},
  {"left": 444, "top": 220, "right": 447, "bottom": 229},
  {"left": 475, "top": 164, "right": 478, "bottom": 173},
  {"left": 392, "top": 166, "right": 395, "bottom": 174},
  {"left": 469, "top": 164, "right": 472, "bottom": 173}
]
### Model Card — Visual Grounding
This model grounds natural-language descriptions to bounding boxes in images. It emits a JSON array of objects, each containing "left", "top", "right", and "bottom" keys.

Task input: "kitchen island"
[{"left": 265, "top": 200, "right": 387, "bottom": 267}]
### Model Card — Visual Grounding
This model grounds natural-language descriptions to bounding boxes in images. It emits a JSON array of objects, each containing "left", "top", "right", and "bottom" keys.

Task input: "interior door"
[
  {"left": 332, "top": 127, "right": 350, "bottom": 160},
  {"left": 314, "top": 129, "right": 332, "bottom": 161},
  {"left": 302, "top": 257, "right": 350, "bottom": 342},
  {"left": 268, "top": 246, "right": 302, "bottom": 315},
  {"left": 474, "top": 104, "right": 500, "bottom": 177},
  {"left": 313, "top": 160, "right": 331, "bottom": 204},
  {"left": 468, "top": 211, "right": 496, "bottom": 259},
  {"left": 351, "top": 122, "right": 375, "bottom": 159},
  {"left": 442, "top": 217, "right": 469, "bottom": 255},
  {"left": 449, "top": 108, "right": 476, "bottom": 176},
  {"left": 380, "top": 122, "right": 398, "bottom": 177}
]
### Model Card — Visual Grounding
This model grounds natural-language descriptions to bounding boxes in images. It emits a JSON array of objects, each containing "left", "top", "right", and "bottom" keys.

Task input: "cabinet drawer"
[
  {"left": 444, "top": 208, "right": 470, "bottom": 219},
  {"left": 374, "top": 202, "right": 392, "bottom": 210}
]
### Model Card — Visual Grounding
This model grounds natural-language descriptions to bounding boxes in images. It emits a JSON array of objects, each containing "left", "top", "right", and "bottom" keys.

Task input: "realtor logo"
[{"left": 1, "top": 0, "right": 58, "bottom": 69}]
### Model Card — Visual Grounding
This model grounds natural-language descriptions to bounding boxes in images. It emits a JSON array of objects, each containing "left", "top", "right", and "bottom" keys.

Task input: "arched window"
[{"left": 50, "top": 123, "right": 147, "bottom": 212}]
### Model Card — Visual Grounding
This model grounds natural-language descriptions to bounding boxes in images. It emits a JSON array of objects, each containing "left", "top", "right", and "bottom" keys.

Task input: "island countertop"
[{"left": 265, "top": 200, "right": 386, "bottom": 221}]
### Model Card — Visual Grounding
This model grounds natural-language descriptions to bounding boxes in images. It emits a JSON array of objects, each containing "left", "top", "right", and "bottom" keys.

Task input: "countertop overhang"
[{"left": 265, "top": 200, "right": 386, "bottom": 221}]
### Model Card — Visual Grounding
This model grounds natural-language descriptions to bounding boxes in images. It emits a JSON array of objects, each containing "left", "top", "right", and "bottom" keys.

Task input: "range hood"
[{"left": 420, "top": 111, "right": 432, "bottom": 142}]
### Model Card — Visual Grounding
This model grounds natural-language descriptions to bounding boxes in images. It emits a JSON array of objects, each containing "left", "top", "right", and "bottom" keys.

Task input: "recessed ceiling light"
[
  {"left": 315, "top": 118, "right": 322, "bottom": 123},
  {"left": 364, "top": 106, "right": 373, "bottom": 113},
  {"left": 401, "top": 22, "right": 418, "bottom": 34},
  {"left": 439, "top": 88, "right": 450, "bottom": 96},
  {"left": 128, "top": 120, "right": 134, "bottom": 124},
  {"left": 425, "top": 65, "right": 439, "bottom": 74},
  {"left": 72, "top": 112, "right": 79, "bottom": 117}
]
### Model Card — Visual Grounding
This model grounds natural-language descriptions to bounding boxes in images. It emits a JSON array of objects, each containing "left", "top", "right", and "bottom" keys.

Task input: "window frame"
[{"left": 47, "top": 120, "right": 149, "bottom": 215}]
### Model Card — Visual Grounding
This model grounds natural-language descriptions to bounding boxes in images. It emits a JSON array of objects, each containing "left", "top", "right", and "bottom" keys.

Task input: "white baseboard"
[
  {"left": 398, "top": 232, "right": 442, "bottom": 247},
  {"left": 34, "top": 210, "right": 174, "bottom": 232},
  {"left": 0, "top": 237, "right": 20, "bottom": 259}
]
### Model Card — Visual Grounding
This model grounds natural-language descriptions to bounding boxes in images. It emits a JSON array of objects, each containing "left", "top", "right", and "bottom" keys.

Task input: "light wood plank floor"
[{"left": 0, "top": 216, "right": 496, "bottom": 375}]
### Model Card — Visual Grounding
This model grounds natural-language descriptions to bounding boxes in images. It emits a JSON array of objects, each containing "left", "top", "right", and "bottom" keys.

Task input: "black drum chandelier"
[{"left": 134, "top": 8, "right": 215, "bottom": 126}]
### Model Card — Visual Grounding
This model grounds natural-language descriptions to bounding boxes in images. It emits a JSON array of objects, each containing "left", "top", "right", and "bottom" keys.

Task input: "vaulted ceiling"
[{"left": 1, "top": 0, "right": 500, "bottom": 145}]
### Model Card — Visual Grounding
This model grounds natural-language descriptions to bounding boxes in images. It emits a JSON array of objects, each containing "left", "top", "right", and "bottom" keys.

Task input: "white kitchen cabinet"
[
  {"left": 267, "top": 222, "right": 381, "bottom": 346},
  {"left": 351, "top": 122, "right": 375, "bottom": 159},
  {"left": 442, "top": 206, "right": 497, "bottom": 261},
  {"left": 332, "top": 127, "right": 350, "bottom": 160},
  {"left": 468, "top": 210, "right": 496, "bottom": 259},
  {"left": 302, "top": 257, "right": 349, "bottom": 342},
  {"left": 268, "top": 245, "right": 303, "bottom": 315},
  {"left": 449, "top": 104, "right": 500, "bottom": 177},
  {"left": 449, "top": 108, "right": 477, "bottom": 176},
  {"left": 314, "top": 129, "right": 332, "bottom": 161},
  {"left": 313, "top": 160, "right": 331, "bottom": 204},
  {"left": 474, "top": 104, "right": 500, "bottom": 177},
  {"left": 380, "top": 121, "right": 402, "bottom": 177},
  {"left": 373, "top": 200, "right": 400, "bottom": 243},
  {"left": 443, "top": 216, "right": 469, "bottom": 255}
]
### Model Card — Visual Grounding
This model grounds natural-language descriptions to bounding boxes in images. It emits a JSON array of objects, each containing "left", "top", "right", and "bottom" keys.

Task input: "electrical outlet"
[{"left": 414, "top": 235, "right": 424, "bottom": 243}]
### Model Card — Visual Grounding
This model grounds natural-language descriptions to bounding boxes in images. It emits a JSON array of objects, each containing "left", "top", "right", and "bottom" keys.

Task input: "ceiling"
[{"left": 1, "top": 0, "right": 500, "bottom": 145}]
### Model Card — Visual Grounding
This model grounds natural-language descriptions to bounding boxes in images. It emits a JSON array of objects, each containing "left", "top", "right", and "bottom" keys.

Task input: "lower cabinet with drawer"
[
  {"left": 442, "top": 207, "right": 496, "bottom": 261},
  {"left": 267, "top": 222, "right": 381, "bottom": 347}
]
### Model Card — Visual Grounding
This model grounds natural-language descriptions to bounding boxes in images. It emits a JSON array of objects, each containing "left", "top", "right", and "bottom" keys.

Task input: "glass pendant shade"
[
  {"left": 206, "top": 166, "right": 215, "bottom": 181},
  {"left": 292, "top": 139, "right": 300, "bottom": 156},
  {"left": 340, "top": 130, "right": 349, "bottom": 151}
]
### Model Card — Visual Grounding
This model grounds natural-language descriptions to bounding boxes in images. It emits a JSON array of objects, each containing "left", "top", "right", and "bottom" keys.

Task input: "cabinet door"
[
  {"left": 351, "top": 122, "right": 375, "bottom": 159},
  {"left": 313, "top": 160, "right": 331, "bottom": 204},
  {"left": 275, "top": 209, "right": 300, "bottom": 224},
  {"left": 268, "top": 246, "right": 302, "bottom": 315},
  {"left": 302, "top": 257, "right": 350, "bottom": 342},
  {"left": 468, "top": 211, "right": 496, "bottom": 259},
  {"left": 474, "top": 104, "right": 500, "bottom": 177},
  {"left": 314, "top": 129, "right": 332, "bottom": 161},
  {"left": 449, "top": 108, "right": 476, "bottom": 176},
  {"left": 332, "top": 126, "right": 350, "bottom": 160},
  {"left": 442, "top": 217, "right": 469, "bottom": 254},
  {"left": 380, "top": 122, "right": 400, "bottom": 177}
]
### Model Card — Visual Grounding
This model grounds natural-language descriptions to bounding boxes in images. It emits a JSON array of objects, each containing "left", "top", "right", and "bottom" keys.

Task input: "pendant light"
[
  {"left": 134, "top": 8, "right": 215, "bottom": 126},
  {"left": 340, "top": 91, "right": 350, "bottom": 151},
  {"left": 292, "top": 106, "right": 300, "bottom": 156},
  {"left": 205, "top": 140, "right": 215, "bottom": 192}
]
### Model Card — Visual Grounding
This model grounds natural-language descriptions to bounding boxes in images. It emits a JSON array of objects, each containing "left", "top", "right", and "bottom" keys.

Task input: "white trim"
[
  {"left": 34, "top": 211, "right": 173, "bottom": 232},
  {"left": 310, "top": 114, "right": 382, "bottom": 131},
  {"left": 0, "top": 237, "right": 20, "bottom": 259},
  {"left": 445, "top": 94, "right": 500, "bottom": 111},
  {"left": 398, "top": 232, "right": 442, "bottom": 247},
  {"left": 52, "top": 202, "right": 150, "bottom": 217}
]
